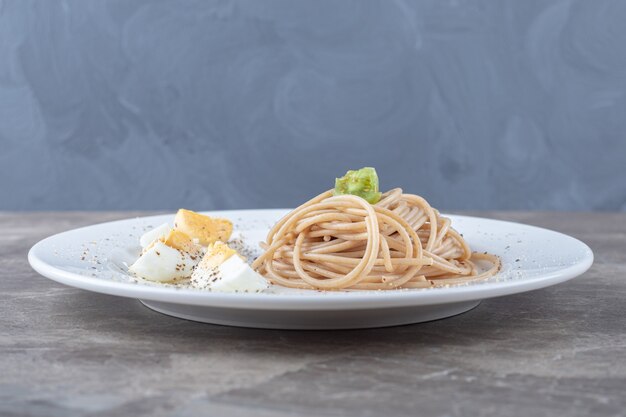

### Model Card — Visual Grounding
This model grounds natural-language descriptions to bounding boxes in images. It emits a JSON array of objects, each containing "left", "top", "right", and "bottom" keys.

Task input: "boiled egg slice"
[
  {"left": 129, "top": 241, "right": 196, "bottom": 282},
  {"left": 174, "top": 209, "right": 233, "bottom": 246},
  {"left": 211, "top": 255, "right": 268, "bottom": 293},
  {"left": 139, "top": 223, "right": 171, "bottom": 248},
  {"left": 130, "top": 229, "right": 202, "bottom": 282},
  {"left": 190, "top": 241, "right": 268, "bottom": 293}
]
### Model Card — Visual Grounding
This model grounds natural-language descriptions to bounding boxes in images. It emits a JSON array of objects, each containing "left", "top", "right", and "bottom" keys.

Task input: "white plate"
[{"left": 28, "top": 210, "right": 593, "bottom": 329}]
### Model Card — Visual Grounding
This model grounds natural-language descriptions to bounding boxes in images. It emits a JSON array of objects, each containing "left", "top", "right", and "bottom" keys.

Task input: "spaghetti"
[{"left": 252, "top": 188, "right": 500, "bottom": 290}]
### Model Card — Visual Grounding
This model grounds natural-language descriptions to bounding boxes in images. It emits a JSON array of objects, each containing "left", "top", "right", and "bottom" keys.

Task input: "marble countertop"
[{"left": 2, "top": 212, "right": 624, "bottom": 417}]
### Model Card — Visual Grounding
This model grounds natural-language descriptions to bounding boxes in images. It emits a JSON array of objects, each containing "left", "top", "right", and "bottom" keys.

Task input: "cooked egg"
[
  {"left": 162, "top": 229, "right": 203, "bottom": 257},
  {"left": 212, "top": 255, "right": 268, "bottom": 293},
  {"left": 129, "top": 240, "right": 198, "bottom": 282},
  {"left": 139, "top": 223, "right": 170, "bottom": 248},
  {"left": 190, "top": 242, "right": 268, "bottom": 292},
  {"left": 174, "top": 209, "right": 233, "bottom": 246}
]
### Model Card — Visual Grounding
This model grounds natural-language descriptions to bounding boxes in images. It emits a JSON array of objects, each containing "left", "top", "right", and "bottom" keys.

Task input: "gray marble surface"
[{"left": 1, "top": 212, "right": 625, "bottom": 417}]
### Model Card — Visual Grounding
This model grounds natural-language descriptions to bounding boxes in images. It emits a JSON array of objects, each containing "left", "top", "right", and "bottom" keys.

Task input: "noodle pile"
[{"left": 252, "top": 189, "right": 500, "bottom": 290}]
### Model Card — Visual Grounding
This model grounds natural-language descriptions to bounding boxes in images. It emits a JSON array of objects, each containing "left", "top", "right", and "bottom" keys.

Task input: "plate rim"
[{"left": 28, "top": 210, "right": 594, "bottom": 311}]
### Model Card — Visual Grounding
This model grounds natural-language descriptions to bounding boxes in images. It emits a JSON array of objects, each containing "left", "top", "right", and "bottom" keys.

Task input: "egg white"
[
  {"left": 139, "top": 223, "right": 171, "bottom": 248},
  {"left": 129, "top": 240, "right": 198, "bottom": 282},
  {"left": 210, "top": 256, "right": 269, "bottom": 293}
]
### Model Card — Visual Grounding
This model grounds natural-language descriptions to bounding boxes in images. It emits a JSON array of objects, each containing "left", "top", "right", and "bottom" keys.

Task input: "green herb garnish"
[{"left": 333, "top": 167, "right": 382, "bottom": 204}]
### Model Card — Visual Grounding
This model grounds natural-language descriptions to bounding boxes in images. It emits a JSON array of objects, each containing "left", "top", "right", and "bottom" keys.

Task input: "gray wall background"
[{"left": 1, "top": 0, "right": 625, "bottom": 211}]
